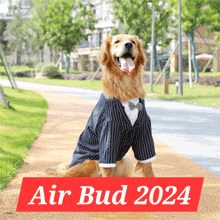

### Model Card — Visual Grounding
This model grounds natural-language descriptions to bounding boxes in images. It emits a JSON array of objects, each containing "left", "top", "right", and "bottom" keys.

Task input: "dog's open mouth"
[{"left": 114, "top": 52, "right": 135, "bottom": 75}]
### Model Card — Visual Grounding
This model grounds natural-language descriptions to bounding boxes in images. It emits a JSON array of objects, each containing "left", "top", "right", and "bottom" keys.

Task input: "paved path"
[
  {"left": 1, "top": 79, "right": 220, "bottom": 177},
  {"left": 0, "top": 90, "right": 219, "bottom": 220}
]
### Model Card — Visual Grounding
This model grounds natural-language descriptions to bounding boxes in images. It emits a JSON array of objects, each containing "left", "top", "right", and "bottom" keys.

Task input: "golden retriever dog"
[{"left": 47, "top": 34, "right": 155, "bottom": 177}]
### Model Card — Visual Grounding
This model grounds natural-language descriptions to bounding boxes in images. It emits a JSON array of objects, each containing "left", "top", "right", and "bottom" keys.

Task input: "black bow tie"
[{"left": 128, "top": 102, "right": 143, "bottom": 111}]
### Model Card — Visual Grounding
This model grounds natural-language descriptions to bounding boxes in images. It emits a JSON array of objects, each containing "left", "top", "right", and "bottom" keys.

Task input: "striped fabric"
[{"left": 69, "top": 93, "right": 156, "bottom": 168}]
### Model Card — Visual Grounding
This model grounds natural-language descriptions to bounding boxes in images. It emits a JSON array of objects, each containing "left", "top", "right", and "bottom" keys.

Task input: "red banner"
[{"left": 17, "top": 177, "right": 203, "bottom": 212}]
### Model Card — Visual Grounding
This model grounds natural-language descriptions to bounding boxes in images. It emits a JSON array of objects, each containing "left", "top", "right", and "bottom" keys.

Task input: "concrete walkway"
[
  {"left": 1, "top": 79, "right": 220, "bottom": 178},
  {"left": 0, "top": 90, "right": 219, "bottom": 220}
]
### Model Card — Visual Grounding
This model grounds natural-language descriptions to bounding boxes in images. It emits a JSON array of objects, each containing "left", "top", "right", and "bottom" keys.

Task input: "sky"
[
  {"left": 0, "top": 0, "right": 19, "bottom": 15},
  {"left": 0, "top": 0, "right": 9, "bottom": 14}
]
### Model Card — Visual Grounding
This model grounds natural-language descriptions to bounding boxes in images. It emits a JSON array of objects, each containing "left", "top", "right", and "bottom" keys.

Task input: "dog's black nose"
[{"left": 124, "top": 42, "right": 133, "bottom": 50}]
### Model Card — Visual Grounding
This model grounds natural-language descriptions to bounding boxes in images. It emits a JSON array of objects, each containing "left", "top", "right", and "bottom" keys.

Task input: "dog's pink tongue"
[{"left": 119, "top": 57, "right": 135, "bottom": 75}]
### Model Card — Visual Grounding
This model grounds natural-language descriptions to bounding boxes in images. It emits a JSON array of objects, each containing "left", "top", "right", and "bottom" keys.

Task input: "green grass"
[
  {"left": 1, "top": 75, "right": 220, "bottom": 108},
  {"left": 0, "top": 66, "right": 33, "bottom": 75},
  {"left": 59, "top": 69, "right": 92, "bottom": 74},
  {"left": 0, "top": 66, "right": 96, "bottom": 75},
  {"left": 0, "top": 87, "right": 48, "bottom": 195},
  {"left": 1, "top": 65, "right": 219, "bottom": 77},
  {"left": 144, "top": 84, "right": 220, "bottom": 108},
  {"left": 144, "top": 71, "right": 220, "bottom": 77},
  {"left": 0, "top": 75, "right": 104, "bottom": 90}
]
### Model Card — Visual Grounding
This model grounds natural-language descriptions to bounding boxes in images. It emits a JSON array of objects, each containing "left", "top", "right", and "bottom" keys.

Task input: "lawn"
[
  {"left": 1, "top": 75, "right": 220, "bottom": 108},
  {"left": 145, "top": 84, "right": 220, "bottom": 108},
  {"left": 143, "top": 71, "right": 220, "bottom": 77},
  {"left": 0, "top": 75, "right": 104, "bottom": 90},
  {"left": 0, "top": 66, "right": 91, "bottom": 75},
  {"left": 0, "top": 87, "right": 48, "bottom": 195},
  {"left": 1, "top": 65, "right": 220, "bottom": 77}
]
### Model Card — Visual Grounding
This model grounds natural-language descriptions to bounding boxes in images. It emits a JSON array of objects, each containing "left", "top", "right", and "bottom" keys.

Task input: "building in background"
[
  {"left": 169, "top": 26, "right": 219, "bottom": 73},
  {"left": 0, "top": 0, "right": 219, "bottom": 72},
  {"left": 71, "top": 0, "right": 117, "bottom": 71},
  {"left": 0, "top": 0, "right": 54, "bottom": 66}
]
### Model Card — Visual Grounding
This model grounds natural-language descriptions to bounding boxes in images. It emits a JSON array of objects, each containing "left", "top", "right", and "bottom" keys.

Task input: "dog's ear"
[
  {"left": 97, "top": 35, "right": 113, "bottom": 65},
  {"left": 135, "top": 36, "right": 146, "bottom": 66}
]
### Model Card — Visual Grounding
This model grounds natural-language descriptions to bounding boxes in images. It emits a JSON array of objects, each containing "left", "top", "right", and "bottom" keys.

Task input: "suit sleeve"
[
  {"left": 132, "top": 117, "right": 156, "bottom": 163},
  {"left": 98, "top": 121, "right": 121, "bottom": 167}
]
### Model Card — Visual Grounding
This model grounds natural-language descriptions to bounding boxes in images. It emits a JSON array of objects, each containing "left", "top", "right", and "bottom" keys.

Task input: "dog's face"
[{"left": 97, "top": 34, "right": 146, "bottom": 75}]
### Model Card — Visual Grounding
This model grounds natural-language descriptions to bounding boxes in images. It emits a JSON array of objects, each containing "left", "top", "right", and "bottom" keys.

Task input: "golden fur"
[
  {"left": 98, "top": 35, "right": 147, "bottom": 103},
  {"left": 47, "top": 34, "right": 155, "bottom": 177},
  {"left": 47, "top": 156, "right": 133, "bottom": 177}
]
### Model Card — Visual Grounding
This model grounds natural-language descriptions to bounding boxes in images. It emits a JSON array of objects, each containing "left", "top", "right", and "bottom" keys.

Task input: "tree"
[
  {"left": 3, "top": 1, "right": 31, "bottom": 65},
  {"left": 175, "top": 0, "right": 206, "bottom": 34},
  {"left": 204, "top": 0, "right": 220, "bottom": 39},
  {"left": 110, "top": 0, "right": 176, "bottom": 72},
  {"left": 110, "top": 0, "right": 176, "bottom": 49},
  {"left": 41, "top": 0, "right": 97, "bottom": 74},
  {"left": 168, "top": 0, "right": 207, "bottom": 82},
  {"left": 2, "top": 0, "right": 43, "bottom": 66},
  {"left": 28, "top": 0, "right": 53, "bottom": 63},
  {"left": 0, "top": 20, "right": 6, "bottom": 37}
]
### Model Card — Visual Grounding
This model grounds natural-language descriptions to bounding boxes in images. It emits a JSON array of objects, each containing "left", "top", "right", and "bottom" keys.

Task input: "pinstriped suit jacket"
[{"left": 69, "top": 93, "right": 156, "bottom": 168}]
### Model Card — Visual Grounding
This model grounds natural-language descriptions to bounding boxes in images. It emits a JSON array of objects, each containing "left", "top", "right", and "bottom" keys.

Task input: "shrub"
[
  {"left": 34, "top": 62, "right": 59, "bottom": 78},
  {"left": 0, "top": 69, "right": 7, "bottom": 75},
  {"left": 35, "top": 62, "right": 47, "bottom": 72},
  {"left": 15, "top": 72, "right": 25, "bottom": 77},
  {"left": 5, "top": 51, "right": 10, "bottom": 56},
  {"left": 41, "top": 63, "right": 59, "bottom": 79},
  {"left": 59, "top": 69, "right": 81, "bottom": 74},
  {"left": 60, "top": 73, "right": 103, "bottom": 80},
  {"left": 15, "top": 71, "right": 34, "bottom": 77},
  {"left": 86, "top": 73, "right": 103, "bottom": 80}
]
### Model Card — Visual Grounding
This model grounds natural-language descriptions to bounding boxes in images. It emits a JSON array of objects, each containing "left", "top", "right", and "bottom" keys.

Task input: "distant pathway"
[
  {"left": 0, "top": 89, "right": 219, "bottom": 220},
  {"left": 1, "top": 79, "right": 220, "bottom": 178}
]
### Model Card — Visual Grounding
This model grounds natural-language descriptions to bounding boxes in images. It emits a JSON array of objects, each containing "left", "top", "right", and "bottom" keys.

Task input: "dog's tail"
[
  {"left": 45, "top": 163, "right": 69, "bottom": 177},
  {"left": 45, "top": 160, "right": 100, "bottom": 177}
]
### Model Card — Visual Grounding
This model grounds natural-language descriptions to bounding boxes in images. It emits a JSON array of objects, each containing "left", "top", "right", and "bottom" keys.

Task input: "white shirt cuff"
[
  {"left": 99, "top": 163, "right": 116, "bottom": 168},
  {"left": 138, "top": 156, "right": 156, "bottom": 164}
]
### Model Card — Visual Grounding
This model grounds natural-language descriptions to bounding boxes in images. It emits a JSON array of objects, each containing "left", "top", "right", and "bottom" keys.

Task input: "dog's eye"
[
  {"left": 114, "top": 40, "right": 120, "bottom": 44},
  {"left": 131, "top": 41, "right": 135, "bottom": 44}
]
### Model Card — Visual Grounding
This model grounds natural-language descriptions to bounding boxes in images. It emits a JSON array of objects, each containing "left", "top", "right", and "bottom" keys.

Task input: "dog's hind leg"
[
  {"left": 135, "top": 162, "right": 155, "bottom": 177},
  {"left": 65, "top": 160, "right": 100, "bottom": 177},
  {"left": 116, "top": 156, "right": 133, "bottom": 177},
  {"left": 100, "top": 167, "right": 114, "bottom": 177}
]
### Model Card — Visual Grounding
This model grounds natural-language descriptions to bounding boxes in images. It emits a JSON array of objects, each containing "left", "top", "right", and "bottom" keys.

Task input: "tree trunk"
[
  {"left": 189, "top": 32, "right": 199, "bottom": 83},
  {"left": 50, "top": 47, "right": 52, "bottom": 62},
  {"left": 164, "top": 68, "right": 169, "bottom": 94},
  {"left": 61, "top": 52, "right": 64, "bottom": 69},
  {"left": 14, "top": 46, "right": 18, "bottom": 66},
  {"left": 65, "top": 54, "right": 70, "bottom": 74},
  {"left": 0, "top": 44, "right": 18, "bottom": 90},
  {"left": 0, "top": 85, "right": 9, "bottom": 109},
  {"left": 40, "top": 49, "right": 44, "bottom": 63}
]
